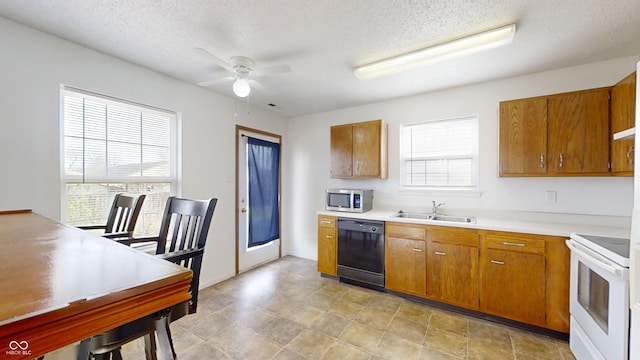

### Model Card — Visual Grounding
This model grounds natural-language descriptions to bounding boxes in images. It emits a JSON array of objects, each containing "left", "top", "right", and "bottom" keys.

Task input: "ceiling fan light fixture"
[
  {"left": 354, "top": 23, "right": 516, "bottom": 80},
  {"left": 233, "top": 78, "right": 251, "bottom": 97}
]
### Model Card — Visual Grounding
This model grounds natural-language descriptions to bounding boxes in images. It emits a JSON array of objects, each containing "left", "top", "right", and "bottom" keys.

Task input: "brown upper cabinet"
[
  {"left": 330, "top": 119, "right": 388, "bottom": 179},
  {"left": 610, "top": 72, "right": 636, "bottom": 175},
  {"left": 500, "top": 87, "right": 613, "bottom": 176}
]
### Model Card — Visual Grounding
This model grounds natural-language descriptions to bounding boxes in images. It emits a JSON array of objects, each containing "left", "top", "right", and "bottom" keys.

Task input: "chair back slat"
[{"left": 104, "top": 194, "right": 146, "bottom": 235}]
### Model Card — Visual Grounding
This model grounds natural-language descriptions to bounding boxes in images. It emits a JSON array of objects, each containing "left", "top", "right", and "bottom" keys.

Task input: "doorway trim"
[{"left": 235, "top": 125, "right": 282, "bottom": 274}]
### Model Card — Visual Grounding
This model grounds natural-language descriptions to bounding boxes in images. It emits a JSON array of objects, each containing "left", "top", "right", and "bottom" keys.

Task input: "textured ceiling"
[{"left": 0, "top": 0, "right": 639, "bottom": 117}]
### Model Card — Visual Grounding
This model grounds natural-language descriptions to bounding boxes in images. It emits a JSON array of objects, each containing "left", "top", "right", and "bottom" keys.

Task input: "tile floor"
[{"left": 46, "top": 256, "right": 575, "bottom": 360}]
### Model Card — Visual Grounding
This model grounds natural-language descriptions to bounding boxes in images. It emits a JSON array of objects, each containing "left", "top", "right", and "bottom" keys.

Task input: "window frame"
[
  {"left": 59, "top": 85, "right": 181, "bottom": 230},
  {"left": 399, "top": 115, "right": 481, "bottom": 196}
]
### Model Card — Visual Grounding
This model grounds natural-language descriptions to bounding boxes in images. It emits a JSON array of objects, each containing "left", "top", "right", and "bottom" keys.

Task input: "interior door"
[{"left": 236, "top": 126, "right": 281, "bottom": 273}]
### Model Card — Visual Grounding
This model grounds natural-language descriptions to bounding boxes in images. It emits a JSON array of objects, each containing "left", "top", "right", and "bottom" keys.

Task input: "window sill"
[{"left": 398, "top": 187, "right": 483, "bottom": 198}]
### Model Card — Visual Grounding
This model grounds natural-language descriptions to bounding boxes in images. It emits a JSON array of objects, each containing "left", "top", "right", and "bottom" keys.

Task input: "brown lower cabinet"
[
  {"left": 317, "top": 215, "right": 337, "bottom": 276},
  {"left": 426, "top": 226, "right": 479, "bottom": 310},
  {"left": 380, "top": 221, "right": 569, "bottom": 333},
  {"left": 385, "top": 223, "right": 427, "bottom": 297}
]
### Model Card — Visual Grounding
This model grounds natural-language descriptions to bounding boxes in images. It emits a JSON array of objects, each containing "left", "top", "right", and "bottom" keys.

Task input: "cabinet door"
[
  {"left": 427, "top": 241, "right": 479, "bottom": 309},
  {"left": 548, "top": 88, "right": 610, "bottom": 174},
  {"left": 499, "top": 98, "right": 548, "bottom": 176},
  {"left": 330, "top": 124, "right": 353, "bottom": 178},
  {"left": 385, "top": 236, "right": 426, "bottom": 297},
  {"left": 317, "top": 227, "right": 337, "bottom": 275},
  {"left": 480, "top": 249, "right": 546, "bottom": 326},
  {"left": 352, "top": 121, "right": 381, "bottom": 177},
  {"left": 611, "top": 72, "right": 636, "bottom": 175}
]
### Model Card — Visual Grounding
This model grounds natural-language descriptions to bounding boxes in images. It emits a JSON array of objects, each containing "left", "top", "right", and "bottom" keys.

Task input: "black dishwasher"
[{"left": 337, "top": 218, "right": 385, "bottom": 290}]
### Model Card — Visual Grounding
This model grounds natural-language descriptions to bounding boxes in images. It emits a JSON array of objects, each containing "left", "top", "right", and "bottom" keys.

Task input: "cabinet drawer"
[
  {"left": 484, "top": 234, "right": 545, "bottom": 255},
  {"left": 386, "top": 223, "right": 426, "bottom": 240},
  {"left": 427, "top": 226, "right": 478, "bottom": 247},
  {"left": 318, "top": 215, "right": 336, "bottom": 229}
]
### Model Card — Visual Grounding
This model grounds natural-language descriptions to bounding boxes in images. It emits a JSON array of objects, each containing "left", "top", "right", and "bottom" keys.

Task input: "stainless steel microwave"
[{"left": 325, "top": 189, "right": 373, "bottom": 213}]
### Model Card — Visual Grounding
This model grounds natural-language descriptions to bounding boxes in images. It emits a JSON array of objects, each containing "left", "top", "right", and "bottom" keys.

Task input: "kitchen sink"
[{"left": 392, "top": 211, "right": 476, "bottom": 224}]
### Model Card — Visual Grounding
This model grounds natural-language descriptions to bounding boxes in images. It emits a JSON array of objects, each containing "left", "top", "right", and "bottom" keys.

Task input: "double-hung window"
[
  {"left": 60, "top": 87, "right": 179, "bottom": 235},
  {"left": 400, "top": 115, "right": 479, "bottom": 190}
]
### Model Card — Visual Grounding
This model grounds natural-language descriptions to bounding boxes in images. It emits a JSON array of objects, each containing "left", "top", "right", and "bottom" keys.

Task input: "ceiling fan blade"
[
  {"left": 193, "top": 47, "right": 234, "bottom": 72},
  {"left": 197, "top": 76, "right": 234, "bottom": 87},
  {"left": 252, "top": 64, "right": 291, "bottom": 77}
]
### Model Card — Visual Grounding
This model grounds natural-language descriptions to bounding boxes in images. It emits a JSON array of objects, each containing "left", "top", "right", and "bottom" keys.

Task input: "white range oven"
[{"left": 566, "top": 233, "right": 630, "bottom": 360}]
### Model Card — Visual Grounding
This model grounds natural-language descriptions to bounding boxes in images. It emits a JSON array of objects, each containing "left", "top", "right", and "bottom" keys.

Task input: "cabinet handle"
[
  {"left": 320, "top": 220, "right": 332, "bottom": 224},
  {"left": 539, "top": 154, "right": 545, "bottom": 168},
  {"left": 627, "top": 146, "right": 634, "bottom": 165},
  {"left": 491, "top": 260, "right": 505, "bottom": 265},
  {"left": 356, "top": 162, "right": 360, "bottom": 172},
  {"left": 412, "top": 248, "right": 423, "bottom": 252},
  {"left": 434, "top": 251, "right": 446, "bottom": 256},
  {"left": 559, "top": 153, "right": 564, "bottom": 168},
  {"left": 326, "top": 235, "right": 334, "bottom": 239},
  {"left": 502, "top": 241, "right": 525, "bottom": 247}
]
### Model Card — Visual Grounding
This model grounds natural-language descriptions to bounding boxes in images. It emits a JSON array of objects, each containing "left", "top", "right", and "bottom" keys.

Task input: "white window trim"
[
  {"left": 399, "top": 115, "right": 482, "bottom": 197},
  {"left": 59, "top": 85, "right": 181, "bottom": 222}
]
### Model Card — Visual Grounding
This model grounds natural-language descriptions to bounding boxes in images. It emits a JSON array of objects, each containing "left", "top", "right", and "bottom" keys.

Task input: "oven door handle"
[{"left": 565, "top": 239, "right": 626, "bottom": 279}]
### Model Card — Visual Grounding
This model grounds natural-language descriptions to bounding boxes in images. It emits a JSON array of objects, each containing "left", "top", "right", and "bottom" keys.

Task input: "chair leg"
[
  {"left": 76, "top": 339, "right": 92, "bottom": 360},
  {"left": 110, "top": 348, "right": 123, "bottom": 360},
  {"left": 144, "top": 333, "right": 158, "bottom": 360},
  {"left": 155, "top": 317, "right": 177, "bottom": 360}
]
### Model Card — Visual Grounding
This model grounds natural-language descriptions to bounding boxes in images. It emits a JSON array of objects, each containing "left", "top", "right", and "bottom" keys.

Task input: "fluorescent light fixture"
[
  {"left": 233, "top": 78, "right": 251, "bottom": 97},
  {"left": 354, "top": 24, "right": 516, "bottom": 80}
]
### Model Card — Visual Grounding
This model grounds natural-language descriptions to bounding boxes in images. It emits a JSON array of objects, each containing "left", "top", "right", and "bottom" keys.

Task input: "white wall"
[
  {"left": 286, "top": 56, "right": 639, "bottom": 260},
  {"left": 0, "top": 17, "right": 289, "bottom": 288}
]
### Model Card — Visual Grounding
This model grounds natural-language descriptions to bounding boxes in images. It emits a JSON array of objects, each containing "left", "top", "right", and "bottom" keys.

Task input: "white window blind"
[
  {"left": 401, "top": 116, "right": 478, "bottom": 188},
  {"left": 61, "top": 87, "right": 178, "bottom": 235}
]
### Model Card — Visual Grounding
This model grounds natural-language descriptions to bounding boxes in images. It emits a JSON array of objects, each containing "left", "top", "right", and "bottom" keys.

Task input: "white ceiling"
[{"left": 1, "top": 0, "right": 639, "bottom": 117}]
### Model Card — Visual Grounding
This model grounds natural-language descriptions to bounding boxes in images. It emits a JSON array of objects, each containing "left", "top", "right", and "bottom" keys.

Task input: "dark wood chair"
[
  {"left": 77, "top": 196, "right": 218, "bottom": 360},
  {"left": 78, "top": 193, "right": 146, "bottom": 239}
]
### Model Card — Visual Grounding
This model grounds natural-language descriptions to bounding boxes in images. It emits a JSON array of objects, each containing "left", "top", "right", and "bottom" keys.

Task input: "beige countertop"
[{"left": 317, "top": 209, "right": 631, "bottom": 239}]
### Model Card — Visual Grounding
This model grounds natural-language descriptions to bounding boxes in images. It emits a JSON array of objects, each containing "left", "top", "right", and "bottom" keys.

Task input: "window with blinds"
[
  {"left": 400, "top": 116, "right": 478, "bottom": 188},
  {"left": 61, "top": 87, "right": 178, "bottom": 235}
]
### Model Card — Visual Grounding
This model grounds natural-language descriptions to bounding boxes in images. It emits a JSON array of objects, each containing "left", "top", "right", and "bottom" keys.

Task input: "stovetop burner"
[{"left": 570, "top": 233, "right": 630, "bottom": 267}]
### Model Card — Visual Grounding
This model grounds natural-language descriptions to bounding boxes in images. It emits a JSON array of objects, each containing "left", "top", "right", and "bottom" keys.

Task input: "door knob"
[{"left": 241, "top": 208, "right": 247, "bottom": 213}]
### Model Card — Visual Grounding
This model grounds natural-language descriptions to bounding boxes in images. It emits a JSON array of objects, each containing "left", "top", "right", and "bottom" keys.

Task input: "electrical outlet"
[{"left": 545, "top": 191, "right": 557, "bottom": 204}]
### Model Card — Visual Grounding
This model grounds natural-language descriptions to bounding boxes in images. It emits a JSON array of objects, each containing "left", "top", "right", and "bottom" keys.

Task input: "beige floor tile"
[
  {"left": 424, "top": 328, "right": 468, "bottom": 358},
  {"left": 387, "top": 316, "right": 428, "bottom": 344},
  {"left": 273, "top": 347, "right": 307, "bottom": 360},
  {"left": 429, "top": 310, "right": 468, "bottom": 336},
  {"left": 286, "top": 328, "right": 336, "bottom": 360},
  {"left": 178, "top": 341, "right": 231, "bottom": 360},
  {"left": 317, "top": 283, "right": 351, "bottom": 298},
  {"left": 367, "top": 293, "right": 405, "bottom": 313},
  {"left": 375, "top": 332, "right": 423, "bottom": 360},
  {"left": 328, "top": 299, "right": 364, "bottom": 319},
  {"left": 356, "top": 306, "right": 395, "bottom": 331},
  {"left": 322, "top": 341, "right": 371, "bottom": 360},
  {"left": 306, "top": 292, "right": 339, "bottom": 311},
  {"left": 467, "top": 338, "right": 514, "bottom": 360},
  {"left": 419, "top": 346, "right": 464, "bottom": 360},
  {"left": 310, "top": 312, "right": 352, "bottom": 338},
  {"left": 396, "top": 302, "right": 433, "bottom": 325},
  {"left": 341, "top": 287, "right": 376, "bottom": 305},
  {"left": 340, "top": 321, "right": 385, "bottom": 350},
  {"left": 467, "top": 319, "right": 512, "bottom": 350},
  {"left": 509, "top": 329, "right": 563, "bottom": 359},
  {"left": 261, "top": 317, "right": 307, "bottom": 346}
]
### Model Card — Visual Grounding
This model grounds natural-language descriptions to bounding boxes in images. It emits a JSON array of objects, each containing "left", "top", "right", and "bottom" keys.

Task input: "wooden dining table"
[{"left": 0, "top": 210, "right": 193, "bottom": 359}]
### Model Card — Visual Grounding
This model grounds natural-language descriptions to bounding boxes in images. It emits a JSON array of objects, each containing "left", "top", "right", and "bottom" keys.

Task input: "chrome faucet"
[{"left": 431, "top": 201, "right": 445, "bottom": 215}]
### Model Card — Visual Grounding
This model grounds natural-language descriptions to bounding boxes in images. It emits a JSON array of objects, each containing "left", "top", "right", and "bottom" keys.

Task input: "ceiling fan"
[{"left": 194, "top": 47, "right": 291, "bottom": 98}]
